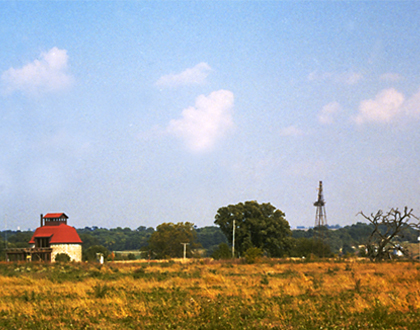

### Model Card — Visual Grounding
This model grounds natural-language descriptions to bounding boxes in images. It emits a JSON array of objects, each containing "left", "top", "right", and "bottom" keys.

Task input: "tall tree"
[
  {"left": 214, "top": 201, "right": 292, "bottom": 257},
  {"left": 358, "top": 207, "right": 419, "bottom": 261},
  {"left": 196, "top": 226, "right": 227, "bottom": 250},
  {"left": 148, "top": 222, "right": 200, "bottom": 259}
]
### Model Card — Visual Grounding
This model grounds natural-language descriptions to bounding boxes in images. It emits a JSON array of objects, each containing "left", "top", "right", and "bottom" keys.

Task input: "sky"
[{"left": 1, "top": 1, "right": 420, "bottom": 231}]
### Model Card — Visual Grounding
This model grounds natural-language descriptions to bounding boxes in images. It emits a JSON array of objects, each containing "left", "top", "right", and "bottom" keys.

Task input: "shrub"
[
  {"left": 83, "top": 245, "right": 109, "bottom": 262},
  {"left": 211, "top": 243, "right": 231, "bottom": 260},
  {"left": 244, "top": 247, "right": 263, "bottom": 264},
  {"left": 55, "top": 253, "right": 71, "bottom": 263},
  {"left": 290, "top": 237, "right": 333, "bottom": 258}
]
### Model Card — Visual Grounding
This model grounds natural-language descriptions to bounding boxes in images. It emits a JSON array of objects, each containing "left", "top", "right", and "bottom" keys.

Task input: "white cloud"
[
  {"left": 156, "top": 62, "right": 212, "bottom": 88},
  {"left": 167, "top": 90, "right": 234, "bottom": 152},
  {"left": 403, "top": 87, "right": 420, "bottom": 118},
  {"left": 318, "top": 101, "right": 341, "bottom": 125},
  {"left": 279, "top": 125, "right": 304, "bottom": 137},
  {"left": 308, "top": 71, "right": 363, "bottom": 85},
  {"left": 1, "top": 47, "right": 74, "bottom": 95},
  {"left": 354, "top": 88, "right": 405, "bottom": 124}
]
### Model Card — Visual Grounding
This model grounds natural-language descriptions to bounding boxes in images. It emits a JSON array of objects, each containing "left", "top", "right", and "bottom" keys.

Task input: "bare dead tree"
[{"left": 358, "top": 207, "right": 419, "bottom": 262}]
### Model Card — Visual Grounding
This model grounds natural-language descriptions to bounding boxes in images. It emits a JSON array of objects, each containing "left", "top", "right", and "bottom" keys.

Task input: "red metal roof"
[
  {"left": 44, "top": 213, "right": 68, "bottom": 219},
  {"left": 29, "top": 223, "right": 82, "bottom": 244}
]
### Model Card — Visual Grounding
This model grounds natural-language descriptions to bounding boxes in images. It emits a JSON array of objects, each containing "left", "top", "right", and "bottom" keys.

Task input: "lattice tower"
[
  {"left": 313, "top": 181, "right": 328, "bottom": 256},
  {"left": 314, "top": 181, "right": 327, "bottom": 228}
]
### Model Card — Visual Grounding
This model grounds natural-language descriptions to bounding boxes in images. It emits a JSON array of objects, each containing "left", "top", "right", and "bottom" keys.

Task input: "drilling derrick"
[
  {"left": 314, "top": 181, "right": 327, "bottom": 228},
  {"left": 313, "top": 181, "right": 328, "bottom": 256}
]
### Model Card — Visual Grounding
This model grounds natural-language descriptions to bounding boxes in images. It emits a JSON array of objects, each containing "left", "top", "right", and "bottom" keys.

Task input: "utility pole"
[
  {"left": 181, "top": 243, "right": 189, "bottom": 260},
  {"left": 232, "top": 220, "right": 235, "bottom": 258},
  {"left": 4, "top": 214, "right": 8, "bottom": 261}
]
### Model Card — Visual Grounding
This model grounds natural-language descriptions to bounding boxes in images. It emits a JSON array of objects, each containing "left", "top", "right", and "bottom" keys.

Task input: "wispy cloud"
[
  {"left": 285, "top": 159, "right": 327, "bottom": 178},
  {"left": 379, "top": 72, "right": 403, "bottom": 82},
  {"left": 318, "top": 102, "right": 342, "bottom": 125},
  {"left": 1, "top": 47, "right": 74, "bottom": 95},
  {"left": 156, "top": 62, "right": 212, "bottom": 88},
  {"left": 308, "top": 71, "right": 363, "bottom": 85},
  {"left": 167, "top": 90, "right": 234, "bottom": 152},
  {"left": 279, "top": 125, "right": 304, "bottom": 137}
]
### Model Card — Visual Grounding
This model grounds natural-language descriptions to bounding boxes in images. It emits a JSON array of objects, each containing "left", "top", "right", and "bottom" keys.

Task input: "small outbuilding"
[{"left": 6, "top": 213, "right": 83, "bottom": 262}]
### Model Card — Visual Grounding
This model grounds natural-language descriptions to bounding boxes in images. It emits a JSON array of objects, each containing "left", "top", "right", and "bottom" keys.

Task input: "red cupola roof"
[
  {"left": 29, "top": 213, "right": 82, "bottom": 244},
  {"left": 44, "top": 213, "right": 68, "bottom": 219},
  {"left": 29, "top": 224, "right": 82, "bottom": 244}
]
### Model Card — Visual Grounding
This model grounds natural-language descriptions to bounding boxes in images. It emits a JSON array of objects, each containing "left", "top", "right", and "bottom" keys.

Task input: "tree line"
[
  {"left": 0, "top": 223, "right": 228, "bottom": 261},
  {"left": 1, "top": 201, "right": 419, "bottom": 261}
]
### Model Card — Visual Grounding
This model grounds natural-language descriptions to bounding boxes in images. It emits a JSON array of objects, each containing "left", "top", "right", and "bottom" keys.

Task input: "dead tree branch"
[{"left": 358, "top": 207, "right": 419, "bottom": 261}]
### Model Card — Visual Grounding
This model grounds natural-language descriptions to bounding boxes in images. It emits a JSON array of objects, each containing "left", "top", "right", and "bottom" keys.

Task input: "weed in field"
[
  {"left": 22, "top": 290, "right": 38, "bottom": 302},
  {"left": 220, "top": 262, "right": 234, "bottom": 268},
  {"left": 260, "top": 275, "right": 269, "bottom": 285},
  {"left": 325, "top": 266, "right": 339, "bottom": 275},
  {"left": 92, "top": 283, "right": 110, "bottom": 298},
  {"left": 132, "top": 267, "right": 147, "bottom": 279},
  {"left": 157, "top": 260, "right": 175, "bottom": 268},
  {"left": 275, "top": 268, "right": 300, "bottom": 279},
  {"left": 309, "top": 273, "right": 324, "bottom": 290},
  {"left": 354, "top": 278, "right": 362, "bottom": 293}
]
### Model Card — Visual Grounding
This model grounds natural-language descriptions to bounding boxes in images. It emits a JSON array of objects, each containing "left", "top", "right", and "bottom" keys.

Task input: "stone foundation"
[{"left": 50, "top": 244, "right": 82, "bottom": 262}]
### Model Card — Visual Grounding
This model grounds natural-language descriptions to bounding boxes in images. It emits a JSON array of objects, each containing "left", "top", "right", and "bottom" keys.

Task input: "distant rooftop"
[{"left": 43, "top": 213, "right": 68, "bottom": 219}]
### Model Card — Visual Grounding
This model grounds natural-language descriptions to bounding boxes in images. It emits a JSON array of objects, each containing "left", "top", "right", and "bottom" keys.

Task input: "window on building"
[{"left": 35, "top": 237, "right": 50, "bottom": 248}]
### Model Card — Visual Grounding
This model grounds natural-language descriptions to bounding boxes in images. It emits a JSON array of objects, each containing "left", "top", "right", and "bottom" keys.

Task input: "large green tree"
[
  {"left": 214, "top": 201, "right": 292, "bottom": 257},
  {"left": 148, "top": 222, "right": 200, "bottom": 259}
]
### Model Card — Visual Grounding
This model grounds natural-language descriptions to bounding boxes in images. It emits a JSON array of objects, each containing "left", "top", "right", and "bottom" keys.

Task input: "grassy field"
[{"left": 0, "top": 259, "right": 419, "bottom": 329}]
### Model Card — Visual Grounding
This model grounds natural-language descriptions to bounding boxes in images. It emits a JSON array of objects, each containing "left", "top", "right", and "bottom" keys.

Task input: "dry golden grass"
[{"left": 0, "top": 260, "right": 420, "bottom": 329}]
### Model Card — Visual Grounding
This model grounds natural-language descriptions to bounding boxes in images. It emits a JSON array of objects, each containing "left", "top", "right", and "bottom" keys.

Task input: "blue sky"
[{"left": 1, "top": 1, "right": 420, "bottom": 230}]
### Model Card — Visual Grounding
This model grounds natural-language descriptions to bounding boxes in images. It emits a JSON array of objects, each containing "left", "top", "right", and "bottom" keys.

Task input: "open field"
[{"left": 0, "top": 260, "right": 420, "bottom": 329}]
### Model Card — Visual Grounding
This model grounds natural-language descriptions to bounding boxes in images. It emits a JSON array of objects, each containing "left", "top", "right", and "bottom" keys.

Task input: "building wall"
[{"left": 50, "top": 244, "right": 82, "bottom": 262}]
